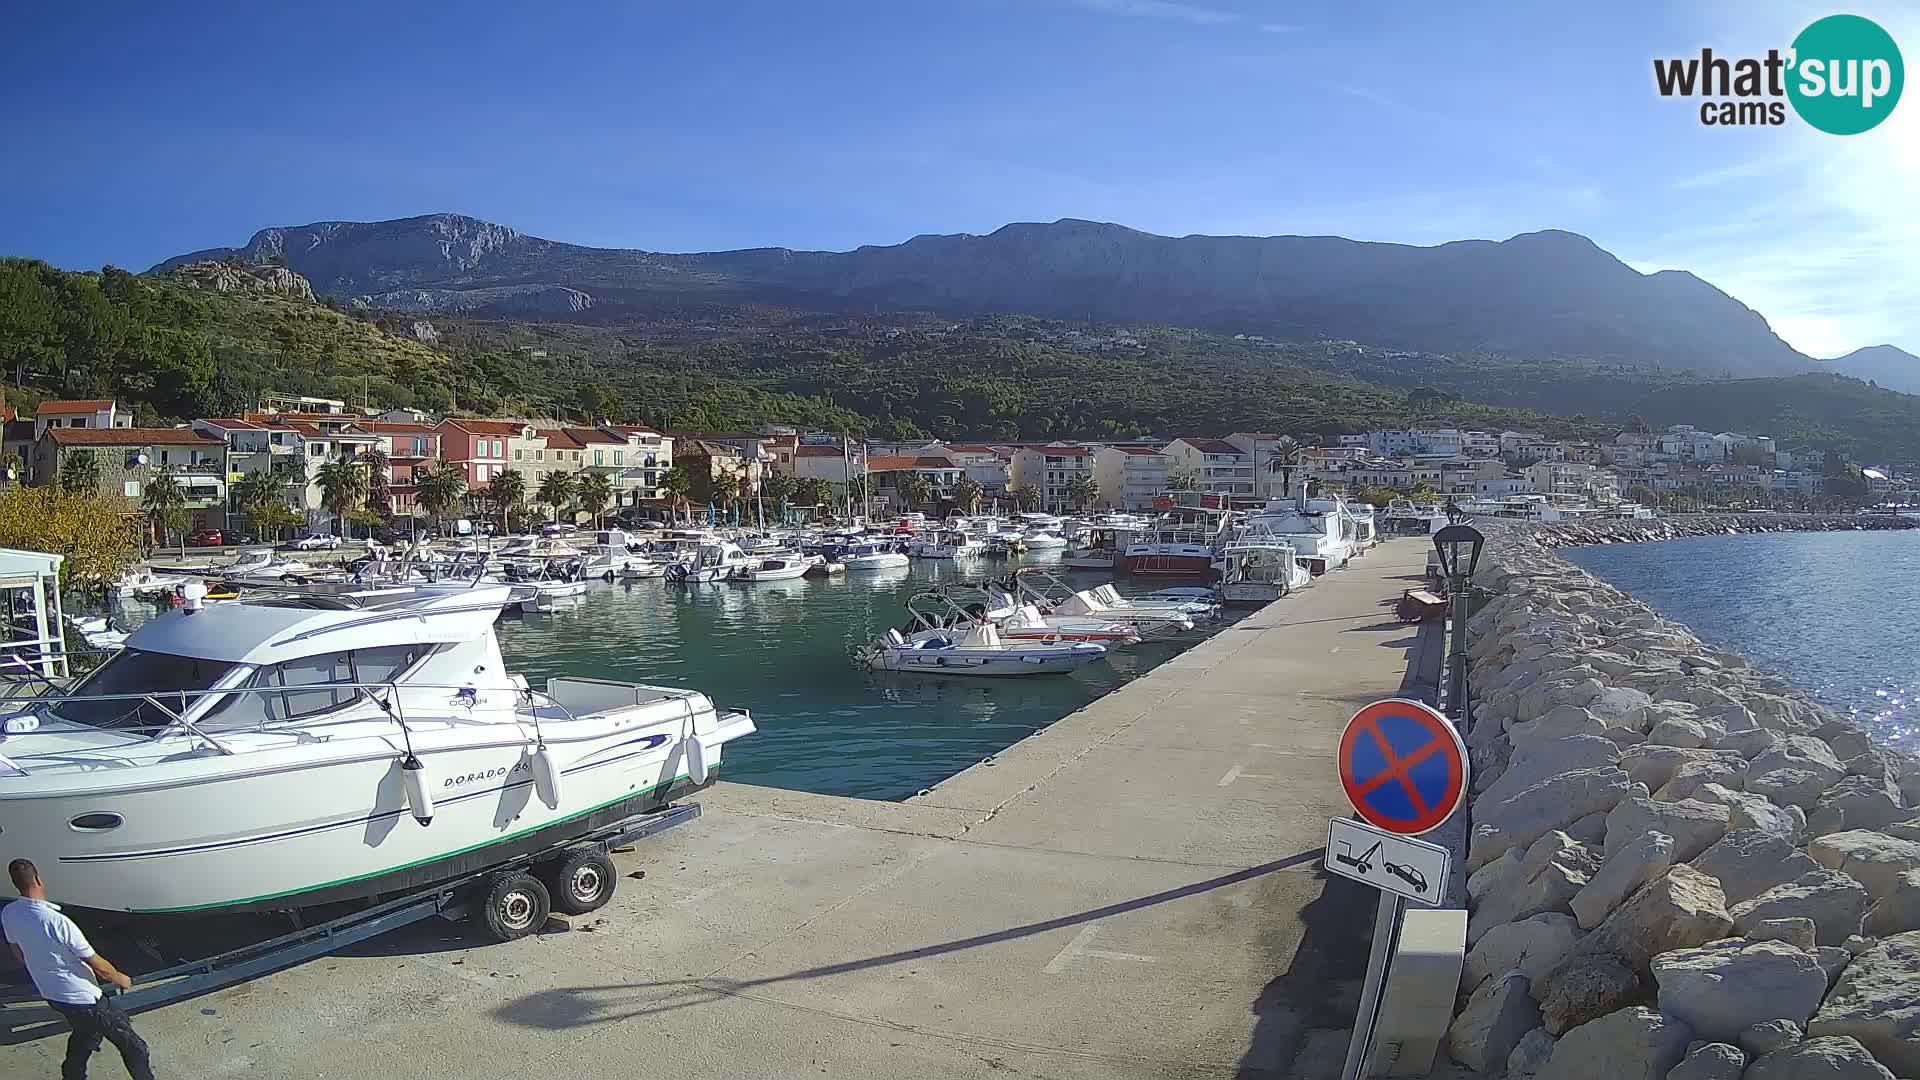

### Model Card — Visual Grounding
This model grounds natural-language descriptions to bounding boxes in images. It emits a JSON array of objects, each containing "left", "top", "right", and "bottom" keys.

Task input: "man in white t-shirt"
[{"left": 2, "top": 859, "right": 155, "bottom": 1080}]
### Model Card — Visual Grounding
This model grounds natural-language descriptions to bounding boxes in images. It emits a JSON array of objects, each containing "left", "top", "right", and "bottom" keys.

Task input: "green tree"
[
  {"left": 1065, "top": 473, "right": 1099, "bottom": 510},
  {"left": 576, "top": 470, "right": 613, "bottom": 526},
  {"left": 315, "top": 458, "right": 367, "bottom": 536},
  {"left": 710, "top": 472, "right": 741, "bottom": 522},
  {"left": 141, "top": 468, "right": 189, "bottom": 551},
  {"left": 59, "top": 449, "right": 100, "bottom": 495},
  {"left": 357, "top": 446, "right": 392, "bottom": 517},
  {"left": 951, "top": 475, "right": 984, "bottom": 514},
  {"left": 1266, "top": 435, "right": 1306, "bottom": 499},
  {"left": 897, "top": 472, "right": 934, "bottom": 509},
  {"left": 1166, "top": 466, "right": 1199, "bottom": 491},
  {"left": 537, "top": 470, "right": 577, "bottom": 523},
  {"left": 798, "top": 477, "right": 835, "bottom": 516},
  {"left": 1008, "top": 484, "right": 1041, "bottom": 511},
  {"left": 577, "top": 383, "right": 620, "bottom": 422},
  {"left": 489, "top": 468, "right": 527, "bottom": 533},
  {"left": 762, "top": 470, "right": 798, "bottom": 508},
  {"left": 660, "top": 464, "right": 693, "bottom": 523},
  {"left": 415, "top": 462, "right": 467, "bottom": 531}
]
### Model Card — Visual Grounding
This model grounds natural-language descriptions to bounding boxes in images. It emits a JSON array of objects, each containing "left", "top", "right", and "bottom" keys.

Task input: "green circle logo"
[{"left": 1788, "top": 14, "right": 1904, "bottom": 134}]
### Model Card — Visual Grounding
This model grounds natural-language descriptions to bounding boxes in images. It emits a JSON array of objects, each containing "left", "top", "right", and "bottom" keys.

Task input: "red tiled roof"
[
  {"left": 1026, "top": 445, "right": 1091, "bottom": 457},
  {"left": 867, "top": 454, "right": 954, "bottom": 471},
  {"left": 1177, "top": 438, "right": 1245, "bottom": 455},
  {"left": 357, "top": 421, "right": 439, "bottom": 434},
  {"left": 37, "top": 399, "right": 114, "bottom": 416},
  {"left": 196, "top": 417, "right": 265, "bottom": 430},
  {"left": 794, "top": 445, "right": 852, "bottom": 457},
  {"left": 49, "top": 427, "right": 221, "bottom": 447},
  {"left": 564, "top": 427, "right": 624, "bottom": 445},
  {"left": 440, "top": 418, "right": 524, "bottom": 436},
  {"left": 545, "top": 430, "right": 588, "bottom": 449}
]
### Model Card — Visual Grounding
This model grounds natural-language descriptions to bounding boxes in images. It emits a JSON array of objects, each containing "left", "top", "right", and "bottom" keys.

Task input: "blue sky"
[{"left": 3, "top": 0, "right": 1915, "bottom": 356}]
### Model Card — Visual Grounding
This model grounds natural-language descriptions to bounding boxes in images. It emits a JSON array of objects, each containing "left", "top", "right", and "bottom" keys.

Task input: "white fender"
[
  {"left": 530, "top": 744, "right": 562, "bottom": 808},
  {"left": 400, "top": 753, "right": 434, "bottom": 826},
  {"left": 683, "top": 736, "right": 709, "bottom": 785}
]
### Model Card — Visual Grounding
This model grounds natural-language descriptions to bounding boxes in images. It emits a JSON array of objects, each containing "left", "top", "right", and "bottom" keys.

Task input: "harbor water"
[
  {"left": 1564, "top": 530, "right": 1920, "bottom": 752},
  {"left": 493, "top": 555, "right": 1224, "bottom": 800}
]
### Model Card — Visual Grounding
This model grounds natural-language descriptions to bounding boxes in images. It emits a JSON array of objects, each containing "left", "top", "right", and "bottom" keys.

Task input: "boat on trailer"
[{"left": 0, "top": 585, "right": 753, "bottom": 915}]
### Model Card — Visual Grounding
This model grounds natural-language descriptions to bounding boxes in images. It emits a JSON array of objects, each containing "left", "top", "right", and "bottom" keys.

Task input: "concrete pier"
[{"left": 0, "top": 542, "right": 1432, "bottom": 1079}]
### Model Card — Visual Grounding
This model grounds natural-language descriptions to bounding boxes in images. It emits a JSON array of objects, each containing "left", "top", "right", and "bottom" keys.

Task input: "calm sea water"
[
  {"left": 1564, "top": 531, "right": 1920, "bottom": 752},
  {"left": 492, "top": 555, "right": 1213, "bottom": 799}
]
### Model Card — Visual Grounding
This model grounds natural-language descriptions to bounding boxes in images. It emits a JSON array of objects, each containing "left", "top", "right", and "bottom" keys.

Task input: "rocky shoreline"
[
  {"left": 1531, "top": 513, "right": 1917, "bottom": 548},
  {"left": 1444, "top": 528, "right": 1920, "bottom": 1080}
]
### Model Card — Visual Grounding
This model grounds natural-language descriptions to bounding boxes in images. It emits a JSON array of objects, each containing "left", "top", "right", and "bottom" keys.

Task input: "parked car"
[
  {"left": 291, "top": 533, "right": 342, "bottom": 551},
  {"left": 187, "top": 529, "right": 223, "bottom": 547}
]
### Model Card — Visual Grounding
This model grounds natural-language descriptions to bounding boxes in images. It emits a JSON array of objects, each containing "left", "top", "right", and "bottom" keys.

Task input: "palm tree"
[
  {"left": 660, "top": 464, "right": 693, "bottom": 524},
  {"left": 1065, "top": 473, "right": 1099, "bottom": 511},
  {"left": 796, "top": 477, "right": 834, "bottom": 517},
  {"left": 141, "top": 468, "right": 189, "bottom": 552},
  {"left": 952, "top": 475, "right": 984, "bottom": 514},
  {"left": 357, "top": 446, "right": 392, "bottom": 517},
  {"left": 762, "top": 470, "right": 797, "bottom": 509},
  {"left": 1008, "top": 484, "right": 1041, "bottom": 511},
  {"left": 537, "top": 470, "right": 577, "bottom": 524},
  {"left": 233, "top": 469, "right": 283, "bottom": 536},
  {"left": 576, "top": 470, "right": 613, "bottom": 527},
  {"left": 59, "top": 450, "right": 100, "bottom": 495},
  {"left": 415, "top": 462, "right": 467, "bottom": 533},
  {"left": 710, "top": 473, "right": 741, "bottom": 522},
  {"left": 489, "top": 468, "right": 527, "bottom": 534},
  {"left": 1265, "top": 435, "right": 1306, "bottom": 500},
  {"left": 315, "top": 458, "right": 367, "bottom": 537},
  {"left": 898, "top": 472, "right": 934, "bottom": 510}
]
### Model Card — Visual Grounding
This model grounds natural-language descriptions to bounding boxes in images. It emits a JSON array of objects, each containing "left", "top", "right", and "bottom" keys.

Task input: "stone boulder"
[
  {"left": 1807, "top": 931, "right": 1920, "bottom": 1076},
  {"left": 1746, "top": 1036, "right": 1897, "bottom": 1080},
  {"left": 1536, "top": 950, "right": 1640, "bottom": 1035},
  {"left": 1729, "top": 870, "right": 1872, "bottom": 947},
  {"left": 1665, "top": 1041, "right": 1744, "bottom": 1080},
  {"left": 1862, "top": 870, "right": 1920, "bottom": 937},
  {"left": 1469, "top": 858, "right": 1589, "bottom": 947},
  {"left": 1469, "top": 766, "right": 1631, "bottom": 872},
  {"left": 1538, "top": 866, "right": 1732, "bottom": 1033},
  {"left": 1590, "top": 686, "right": 1655, "bottom": 730},
  {"left": 1651, "top": 939, "right": 1828, "bottom": 1043},
  {"left": 1886, "top": 818, "right": 1920, "bottom": 843},
  {"left": 1448, "top": 971, "right": 1540, "bottom": 1072},
  {"left": 1748, "top": 739, "right": 1850, "bottom": 810},
  {"left": 1508, "top": 1027, "right": 1557, "bottom": 1079},
  {"left": 1691, "top": 784, "right": 1804, "bottom": 842},
  {"left": 1721, "top": 728, "right": 1784, "bottom": 761},
  {"left": 1647, "top": 713, "right": 1726, "bottom": 750},
  {"left": 1656, "top": 760, "right": 1747, "bottom": 802},
  {"left": 1809, "top": 831, "right": 1920, "bottom": 901},
  {"left": 1746, "top": 917, "right": 1820, "bottom": 952},
  {"left": 1463, "top": 912, "right": 1583, "bottom": 993},
  {"left": 1482, "top": 734, "right": 1623, "bottom": 810},
  {"left": 1536, "top": 1006, "right": 1693, "bottom": 1080},
  {"left": 1620, "top": 746, "right": 1746, "bottom": 792},
  {"left": 1808, "top": 776, "right": 1910, "bottom": 839},
  {"left": 1690, "top": 829, "right": 1821, "bottom": 906},
  {"left": 1604, "top": 798, "right": 1729, "bottom": 863},
  {"left": 1739, "top": 1019, "right": 1805, "bottom": 1058},
  {"left": 1572, "top": 831, "right": 1675, "bottom": 930}
]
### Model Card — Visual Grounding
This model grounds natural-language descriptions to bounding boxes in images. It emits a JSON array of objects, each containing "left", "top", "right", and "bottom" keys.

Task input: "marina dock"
[{"left": 0, "top": 542, "right": 1433, "bottom": 1079}]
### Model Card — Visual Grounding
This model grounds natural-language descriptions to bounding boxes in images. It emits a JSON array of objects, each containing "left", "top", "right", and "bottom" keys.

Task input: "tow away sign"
[{"left": 1325, "top": 817, "right": 1451, "bottom": 905}]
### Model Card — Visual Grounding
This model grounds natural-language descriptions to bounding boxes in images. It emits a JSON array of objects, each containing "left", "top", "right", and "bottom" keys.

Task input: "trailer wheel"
[
  {"left": 475, "top": 871, "right": 551, "bottom": 942},
  {"left": 545, "top": 848, "right": 617, "bottom": 915}
]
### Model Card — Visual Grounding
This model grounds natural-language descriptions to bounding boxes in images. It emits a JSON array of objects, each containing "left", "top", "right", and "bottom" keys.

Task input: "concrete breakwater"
[
  {"left": 1444, "top": 528, "right": 1920, "bottom": 1080},
  {"left": 1531, "top": 513, "right": 1916, "bottom": 548}
]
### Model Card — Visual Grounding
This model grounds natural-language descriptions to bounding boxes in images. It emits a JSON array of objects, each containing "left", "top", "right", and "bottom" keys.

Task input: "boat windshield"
[{"left": 44, "top": 649, "right": 237, "bottom": 730}]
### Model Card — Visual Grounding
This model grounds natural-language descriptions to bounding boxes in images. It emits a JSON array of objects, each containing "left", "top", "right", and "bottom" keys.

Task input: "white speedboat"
[
  {"left": 728, "top": 556, "right": 811, "bottom": 582},
  {"left": 664, "top": 541, "right": 754, "bottom": 583},
  {"left": 111, "top": 570, "right": 192, "bottom": 597},
  {"left": 1242, "top": 498, "right": 1358, "bottom": 575},
  {"left": 64, "top": 614, "right": 130, "bottom": 652},
  {"left": 618, "top": 560, "right": 665, "bottom": 580},
  {"left": 0, "top": 585, "right": 753, "bottom": 914},
  {"left": 860, "top": 624, "right": 1105, "bottom": 677},
  {"left": 1020, "top": 530, "right": 1068, "bottom": 550},
  {"left": 220, "top": 549, "right": 317, "bottom": 581},
  {"left": 914, "top": 529, "right": 987, "bottom": 559},
  {"left": 841, "top": 541, "right": 909, "bottom": 570}
]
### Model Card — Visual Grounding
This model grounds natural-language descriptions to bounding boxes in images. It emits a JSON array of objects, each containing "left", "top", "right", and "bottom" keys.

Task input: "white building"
[
  {"left": 1164, "top": 438, "right": 1255, "bottom": 499},
  {"left": 35, "top": 399, "right": 129, "bottom": 440},
  {"left": 1009, "top": 443, "right": 1097, "bottom": 511},
  {"left": 1093, "top": 446, "right": 1170, "bottom": 510}
]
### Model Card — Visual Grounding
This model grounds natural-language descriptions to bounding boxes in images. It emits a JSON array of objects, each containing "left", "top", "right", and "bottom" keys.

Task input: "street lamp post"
[{"left": 1432, "top": 523, "right": 1485, "bottom": 730}]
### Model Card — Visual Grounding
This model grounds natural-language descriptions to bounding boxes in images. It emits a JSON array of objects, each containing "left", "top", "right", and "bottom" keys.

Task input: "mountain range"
[
  {"left": 154, "top": 213, "right": 1819, "bottom": 377},
  {"left": 1820, "top": 344, "right": 1920, "bottom": 395}
]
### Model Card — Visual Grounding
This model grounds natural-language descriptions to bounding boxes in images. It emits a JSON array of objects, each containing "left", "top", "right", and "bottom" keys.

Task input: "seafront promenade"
[{"left": 0, "top": 541, "right": 1432, "bottom": 1079}]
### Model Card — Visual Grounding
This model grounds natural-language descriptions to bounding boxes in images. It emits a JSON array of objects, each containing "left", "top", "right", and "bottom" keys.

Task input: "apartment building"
[
  {"left": 33, "top": 427, "right": 229, "bottom": 530},
  {"left": 1093, "top": 445, "right": 1170, "bottom": 510},
  {"left": 866, "top": 453, "right": 964, "bottom": 511},
  {"left": 1008, "top": 443, "right": 1096, "bottom": 512},
  {"left": 34, "top": 400, "right": 130, "bottom": 441},
  {"left": 436, "top": 418, "right": 517, "bottom": 489},
  {"left": 1164, "top": 438, "right": 1255, "bottom": 499},
  {"left": 356, "top": 421, "right": 442, "bottom": 517}
]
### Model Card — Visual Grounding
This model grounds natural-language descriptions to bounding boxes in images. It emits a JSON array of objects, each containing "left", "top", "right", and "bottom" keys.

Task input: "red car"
[{"left": 187, "top": 528, "right": 224, "bottom": 547}]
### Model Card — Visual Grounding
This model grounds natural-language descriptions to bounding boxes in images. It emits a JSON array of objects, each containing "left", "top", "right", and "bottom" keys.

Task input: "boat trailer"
[{"left": 1, "top": 803, "right": 700, "bottom": 1018}]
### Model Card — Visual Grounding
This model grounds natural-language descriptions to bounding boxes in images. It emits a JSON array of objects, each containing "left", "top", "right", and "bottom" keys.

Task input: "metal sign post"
[{"left": 1334, "top": 696, "right": 1470, "bottom": 1080}]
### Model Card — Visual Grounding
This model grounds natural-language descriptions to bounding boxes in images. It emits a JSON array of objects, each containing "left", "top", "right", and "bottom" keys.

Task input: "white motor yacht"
[
  {"left": 727, "top": 556, "right": 811, "bottom": 582},
  {"left": 663, "top": 541, "right": 755, "bottom": 583},
  {"left": 841, "top": 541, "right": 910, "bottom": 571},
  {"left": 1217, "top": 539, "right": 1313, "bottom": 605},
  {"left": 1242, "top": 497, "right": 1357, "bottom": 575},
  {"left": 0, "top": 585, "right": 753, "bottom": 914}
]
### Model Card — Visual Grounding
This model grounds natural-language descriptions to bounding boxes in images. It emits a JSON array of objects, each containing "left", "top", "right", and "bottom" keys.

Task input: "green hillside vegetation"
[{"left": 3, "top": 258, "right": 1917, "bottom": 466}]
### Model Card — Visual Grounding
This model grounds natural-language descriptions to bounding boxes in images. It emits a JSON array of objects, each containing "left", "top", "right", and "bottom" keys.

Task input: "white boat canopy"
[{"left": 122, "top": 587, "right": 513, "bottom": 666}]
